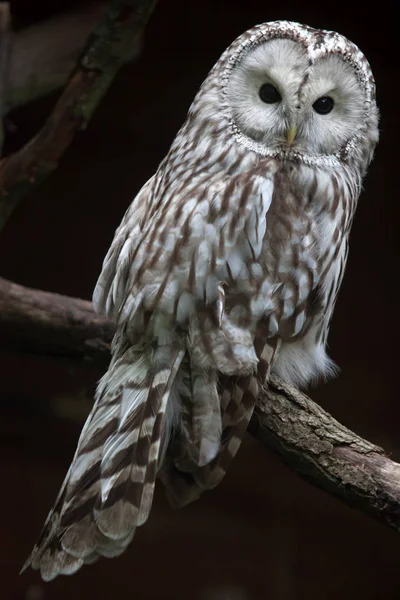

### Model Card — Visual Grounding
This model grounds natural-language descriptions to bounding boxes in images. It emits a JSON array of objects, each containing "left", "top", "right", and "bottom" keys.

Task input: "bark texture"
[{"left": 249, "top": 377, "right": 400, "bottom": 531}]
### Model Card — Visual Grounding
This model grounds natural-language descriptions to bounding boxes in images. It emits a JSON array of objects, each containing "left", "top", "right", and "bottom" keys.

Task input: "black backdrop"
[{"left": 1, "top": 1, "right": 399, "bottom": 599}]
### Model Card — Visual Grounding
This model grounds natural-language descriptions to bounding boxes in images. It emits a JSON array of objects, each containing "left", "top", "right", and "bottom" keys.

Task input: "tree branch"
[
  {"left": 0, "top": 277, "right": 113, "bottom": 365},
  {"left": 8, "top": 2, "right": 142, "bottom": 112},
  {"left": 249, "top": 378, "right": 400, "bottom": 532},
  {"left": 0, "top": 0, "right": 158, "bottom": 231},
  {"left": 0, "top": 2, "right": 11, "bottom": 154},
  {"left": 1, "top": 276, "right": 398, "bottom": 531}
]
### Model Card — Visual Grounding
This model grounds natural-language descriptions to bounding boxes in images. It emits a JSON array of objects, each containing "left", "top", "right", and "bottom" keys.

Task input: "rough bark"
[
  {"left": 0, "top": 0, "right": 158, "bottom": 231},
  {"left": 249, "top": 378, "right": 400, "bottom": 532},
  {"left": 0, "top": 275, "right": 398, "bottom": 532}
]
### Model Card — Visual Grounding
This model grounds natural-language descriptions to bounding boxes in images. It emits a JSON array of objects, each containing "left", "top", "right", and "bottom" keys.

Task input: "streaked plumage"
[{"left": 24, "top": 21, "right": 379, "bottom": 580}]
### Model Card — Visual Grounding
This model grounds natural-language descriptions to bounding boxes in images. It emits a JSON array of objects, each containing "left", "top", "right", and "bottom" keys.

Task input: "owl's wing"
[
  {"left": 24, "top": 167, "right": 277, "bottom": 580},
  {"left": 92, "top": 165, "right": 276, "bottom": 512},
  {"left": 93, "top": 165, "right": 275, "bottom": 335},
  {"left": 93, "top": 175, "right": 155, "bottom": 320}
]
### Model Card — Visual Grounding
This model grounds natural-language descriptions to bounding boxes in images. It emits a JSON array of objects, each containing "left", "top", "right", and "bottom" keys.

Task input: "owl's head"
[{"left": 209, "top": 21, "right": 379, "bottom": 170}]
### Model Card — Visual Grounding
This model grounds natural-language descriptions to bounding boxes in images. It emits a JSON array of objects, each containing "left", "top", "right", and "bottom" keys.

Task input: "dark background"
[{"left": 1, "top": 1, "right": 398, "bottom": 599}]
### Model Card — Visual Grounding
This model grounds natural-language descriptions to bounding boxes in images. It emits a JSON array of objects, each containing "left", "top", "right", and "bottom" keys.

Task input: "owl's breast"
[
  {"left": 217, "top": 162, "right": 350, "bottom": 385},
  {"left": 254, "top": 163, "right": 352, "bottom": 385}
]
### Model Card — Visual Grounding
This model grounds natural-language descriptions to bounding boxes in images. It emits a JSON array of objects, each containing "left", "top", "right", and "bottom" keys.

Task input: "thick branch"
[
  {"left": 0, "top": 277, "right": 114, "bottom": 365},
  {"left": 249, "top": 378, "right": 400, "bottom": 532},
  {"left": 0, "top": 0, "right": 158, "bottom": 230},
  {"left": 0, "top": 275, "right": 398, "bottom": 531}
]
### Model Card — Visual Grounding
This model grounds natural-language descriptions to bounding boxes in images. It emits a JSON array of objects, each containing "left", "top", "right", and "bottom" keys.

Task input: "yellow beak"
[{"left": 287, "top": 125, "right": 297, "bottom": 145}]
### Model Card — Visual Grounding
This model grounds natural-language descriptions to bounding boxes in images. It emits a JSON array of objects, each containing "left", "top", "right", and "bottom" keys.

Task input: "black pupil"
[
  {"left": 259, "top": 83, "right": 281, "bottom": 104},
  {"left": 313, "top": 96, "right": 334, "bottom": 115}
]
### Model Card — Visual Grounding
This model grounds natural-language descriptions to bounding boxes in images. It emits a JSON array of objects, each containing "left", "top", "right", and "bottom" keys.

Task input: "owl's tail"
[
  {"left": 161, "top": 321, "right": 279, "bottom": 507},
  {"left": 160, "top": 372, "right": 258, "bottom": 507},
  {"left": 22, "top": 339, "right": 185, "bottom": 581}
]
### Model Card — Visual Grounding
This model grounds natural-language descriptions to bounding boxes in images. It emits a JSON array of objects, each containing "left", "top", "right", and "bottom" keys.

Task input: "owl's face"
[{"left": 221, "top": 23, "right": 378, "bottom": 164}]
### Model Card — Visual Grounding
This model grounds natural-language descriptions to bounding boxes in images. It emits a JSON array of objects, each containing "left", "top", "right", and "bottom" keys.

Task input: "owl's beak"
[{"left": 287, "top": 125, "right": 297, "bottom": 145}]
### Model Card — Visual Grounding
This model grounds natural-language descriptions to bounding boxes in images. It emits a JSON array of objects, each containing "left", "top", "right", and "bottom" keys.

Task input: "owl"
[{"left": 24, "top": 21, "right": 379, "bottom": 580}]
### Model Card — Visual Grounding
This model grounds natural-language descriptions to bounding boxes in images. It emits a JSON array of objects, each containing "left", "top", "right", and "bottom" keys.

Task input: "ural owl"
[{"left": 24, "top": 20, "right": 379, "bottom": 580}]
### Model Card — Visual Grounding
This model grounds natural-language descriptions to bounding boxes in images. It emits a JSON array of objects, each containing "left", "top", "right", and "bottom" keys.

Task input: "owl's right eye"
[{"left": 259, "top": 83, "right": 282, "bottom": 104}]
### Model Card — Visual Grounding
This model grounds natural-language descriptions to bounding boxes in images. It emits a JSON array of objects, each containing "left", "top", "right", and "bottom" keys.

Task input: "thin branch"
[
  {"left": 0, "top": 276, "right": 398, "bottom": 531},
  {"left": 0, "top": 0, "right": 158, "bottom": 231},
  {"left": 8, "top": 2, "right": 141, "bottom": 111},
  {"left": 0, "top": 2, "right": 11, "bottom": 154}
]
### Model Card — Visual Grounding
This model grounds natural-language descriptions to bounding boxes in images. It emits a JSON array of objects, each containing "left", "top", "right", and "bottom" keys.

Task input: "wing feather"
[
  {"left": 26, "top": 158, "right": 276, "bottom": 578},
  {"left": 93, "top": 168, "right": 275, "bottom": 332}
]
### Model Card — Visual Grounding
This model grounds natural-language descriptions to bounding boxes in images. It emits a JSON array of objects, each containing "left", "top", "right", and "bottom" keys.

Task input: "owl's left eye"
[
  {"left": 259, "top": 83, "right": 282, "bottom": 104},
  {"left": 313, "top": 96, "right": 334, "bottom": 115}
]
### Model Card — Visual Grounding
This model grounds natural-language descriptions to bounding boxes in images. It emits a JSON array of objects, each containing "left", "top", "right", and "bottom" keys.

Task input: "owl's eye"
[
  {"left": 259, "top": 83, "right": 281, "bottom": 104},
  {"left": 313, "top": 96, "right": 334, "bottom": 115}
]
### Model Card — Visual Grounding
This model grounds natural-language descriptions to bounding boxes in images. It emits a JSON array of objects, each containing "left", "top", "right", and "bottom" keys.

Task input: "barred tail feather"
[
  {"left": 23, "top": 341, "right": 184, "bottom": 581},
  {"left": 178, "top": 365, "right": 222, "bottom": 468},
  {"left": 96, "top": 343, "right": 184, "bottom": 535},
  {"left": 160, "top": 374, "right": 258, "bottom": 507},
  {"left": 161, "top": 328, "right": 280, "bottom": 507},
  {"left": 189, "top": 332, "right": 280, "bottom": 492},
  {"left": 194, "top": 374, "right": 259, "bottom": 489}
]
